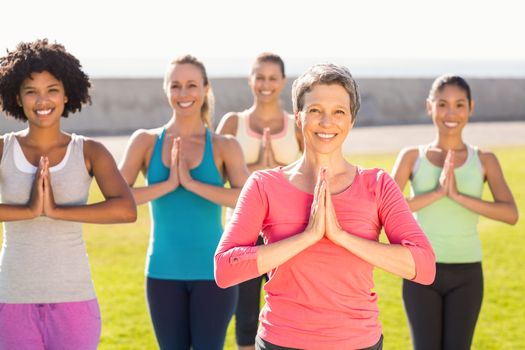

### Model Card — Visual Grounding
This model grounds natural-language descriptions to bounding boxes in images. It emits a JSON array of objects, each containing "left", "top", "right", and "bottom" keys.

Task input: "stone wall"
[{"left": 2, "top": 78, "right": 524, "bottom": 134}]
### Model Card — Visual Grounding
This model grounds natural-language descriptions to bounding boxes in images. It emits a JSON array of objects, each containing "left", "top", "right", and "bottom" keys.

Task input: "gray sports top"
[{"left": 0, "top": 133, "right": 95, "bottom": 303}]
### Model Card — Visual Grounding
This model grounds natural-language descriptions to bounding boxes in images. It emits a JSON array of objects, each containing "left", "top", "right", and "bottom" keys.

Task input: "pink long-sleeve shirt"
[{"left": 215, "top": 167, "right": 435, "bottom": 349}]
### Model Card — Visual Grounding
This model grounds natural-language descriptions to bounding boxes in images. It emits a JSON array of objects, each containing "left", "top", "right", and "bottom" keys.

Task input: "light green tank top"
[{"left": 411, "top": 144, "right": 484, "bottom": 263}]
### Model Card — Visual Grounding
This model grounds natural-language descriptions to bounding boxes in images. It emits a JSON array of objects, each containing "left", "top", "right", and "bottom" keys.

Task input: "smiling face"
[
  {"left": 165, "top": 63, "right": 208, "bottom": 119},
  {"left": 297, "top": 83, "right": 353, "bottom": 155},
  {"left": 17, "top": 71, "right": 68, "bottom": 128},
  {"left": 249, "top": 61, "right": 286, "bottom": 103},
  {"left": 427, "top": 84, "right": 474, "bottom": 136}
]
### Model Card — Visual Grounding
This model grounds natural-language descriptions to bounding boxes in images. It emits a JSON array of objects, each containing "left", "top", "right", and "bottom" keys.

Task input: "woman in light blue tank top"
[
  {"left": 0, "top": 39, "right": 136, "bottom": 350},
  {"left": 119, "top": 55, "right": 249, "bottom": 350},
  {"left": 392, "top": 75, "right": 518, "bottom": 350}
]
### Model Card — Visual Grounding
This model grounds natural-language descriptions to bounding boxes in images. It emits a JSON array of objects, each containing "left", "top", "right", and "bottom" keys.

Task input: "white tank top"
[
  {"left": 235, "top": 111, "right": 301, "bottom": 165},
  {"left": 0, "top": 133, "right": 95, "bottom": 303}
]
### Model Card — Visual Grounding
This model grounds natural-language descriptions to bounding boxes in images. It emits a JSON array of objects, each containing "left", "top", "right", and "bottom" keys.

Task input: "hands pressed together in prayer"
[
  {"left": 304, "top": 167, "right": 347, "bottom": 246},
  {"left": 29, "top": 156, "right": 57, "bottom": 218},
  {"left": 437, "top": 150, "right": 460, "bottom": 200}
]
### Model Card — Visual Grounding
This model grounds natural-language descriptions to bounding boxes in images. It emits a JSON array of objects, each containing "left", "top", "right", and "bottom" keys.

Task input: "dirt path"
[{"left": 95, "top": 121, "right": 525, "bottom": 162}]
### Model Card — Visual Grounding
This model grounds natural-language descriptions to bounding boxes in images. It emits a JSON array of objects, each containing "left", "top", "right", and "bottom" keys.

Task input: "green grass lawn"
[{"left": 2, "top": 146, "right": 524, "bottom": 349}]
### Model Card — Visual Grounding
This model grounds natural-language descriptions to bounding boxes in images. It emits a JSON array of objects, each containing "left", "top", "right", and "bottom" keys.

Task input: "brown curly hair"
[{"left": 0, "top": 39, "right": 91, "bottom": 122}]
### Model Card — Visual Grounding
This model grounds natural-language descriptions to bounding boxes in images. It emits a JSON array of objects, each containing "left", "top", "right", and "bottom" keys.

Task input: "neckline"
[
  {"left": 13, "top": 134, "right": 74, "bottom": 174},
  {"left": 244, "top": 110, "right": 289, "bottom": 140},
  {"left": 276, "top": 165, "right": 359, "bottom": 197},
  {"left": 159, "top": 127, "right": 209, "bottom": 171},
  {"left": 423, "top": 144, "right": 473, "bottom": 170}
]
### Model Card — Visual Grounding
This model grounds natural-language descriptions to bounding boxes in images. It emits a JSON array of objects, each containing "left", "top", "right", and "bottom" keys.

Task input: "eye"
[
  {"left": 308, "top": 107, "right": 321, "bottom": 114},
  {"left": 438, "top": 102, "right": 446, "bottom": 108},
  {"left": 335, "top": 109, "right": 346, "bottom": 115}
]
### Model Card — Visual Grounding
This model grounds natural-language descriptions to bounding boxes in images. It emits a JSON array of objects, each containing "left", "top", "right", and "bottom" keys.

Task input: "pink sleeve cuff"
[{"left": 402, "top": 239, "right": 436, "bottom": 285}]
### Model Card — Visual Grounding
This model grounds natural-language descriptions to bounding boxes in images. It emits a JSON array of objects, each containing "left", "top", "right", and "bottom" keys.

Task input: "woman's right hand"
[
  {"left": 437, "top": 150, "right": 453, "bottom": 197},
  {"left": 167, "top": 136, "right": 180, "bottom": 190},
  {"left": 255, "top": 128, "right": 272, "bottom": 168},
  {"left": 28, "top": 156, "right": 45, "bottom": 217},
  {"left": 303, "top": 167, "right": 327, "bottom": 245}
]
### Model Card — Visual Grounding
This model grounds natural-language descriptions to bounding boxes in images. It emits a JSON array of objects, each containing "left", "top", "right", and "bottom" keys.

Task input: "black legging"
[
  {"left": 146, "top": 277, "right": 238, "bottom": 350},
  {"left": 403, "top": 262, "right": 483, "bottom": 350},
  {"left": 235, "top": 235, "right": 268, "bottom": 346}
]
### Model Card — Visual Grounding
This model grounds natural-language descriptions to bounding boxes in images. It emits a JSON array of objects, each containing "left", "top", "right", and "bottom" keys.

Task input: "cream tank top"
[
  {"left": 235, "top": 111, "right": 301, "bottom": 165},
  {"left": 0, "top": 133, "right": 95, "bottom": 303},
  {"left": 226, "top": 111, "right": 301, "bottom": 223}
]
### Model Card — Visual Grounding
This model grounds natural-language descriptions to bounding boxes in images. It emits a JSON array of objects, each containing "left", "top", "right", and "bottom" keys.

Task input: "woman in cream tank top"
[{"left": 216, "top": 53, "right": 302, "bottom": 350}]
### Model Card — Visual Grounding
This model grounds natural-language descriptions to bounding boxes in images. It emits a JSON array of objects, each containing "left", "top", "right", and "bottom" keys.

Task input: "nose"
[
  {"left": 319, "top": 112, "right": 333, "bottom": 126},
  {"left": 178, "top": 86, "right": 189, "bottom": 97},
  {"left": 35, "top": 92, "right": 48, "bottom": 106}
]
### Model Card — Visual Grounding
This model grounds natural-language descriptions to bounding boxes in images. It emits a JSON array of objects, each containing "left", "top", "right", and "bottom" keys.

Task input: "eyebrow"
[
  {"left": 21, "top": 83, "right": 61, "bottom": 90},
  {"left": 171, "top": 80, "right": 198, "bottom": 84},
  {"left": 438, "top": 98, "right": 468, "bottom": 103}
]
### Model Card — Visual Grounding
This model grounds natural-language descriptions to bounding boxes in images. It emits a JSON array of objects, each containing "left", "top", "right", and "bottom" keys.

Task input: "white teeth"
[
  {"left": 260, "top": 91, "right": 272, "bottom": 96},
  {"left": 444, "top": 122, "right": 459, "bottom": 128},
  {"left": 317, "top": 133, "right": 336, "bottom": 139},
  {"left": 36, "top": 109, "right": 52, "bottom": 116},
  {"left": 178, "top": 101, "right": 194, "bottom": 108}
]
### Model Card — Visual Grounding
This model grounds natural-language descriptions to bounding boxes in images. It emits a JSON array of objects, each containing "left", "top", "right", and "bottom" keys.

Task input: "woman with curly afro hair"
[{"left": 0, "top": 39, "right": 137, "bottom": 350}]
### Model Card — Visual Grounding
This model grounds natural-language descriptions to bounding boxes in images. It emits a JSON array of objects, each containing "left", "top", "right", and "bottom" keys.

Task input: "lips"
[
  {"left": 35, "top": 108, "right": 53, "bottom": 116},
  {"left": 444, "top": 121, "right": 459, "bottom": 128},
  {"left": 316, "top": 132, "right": 337, "bottom": 139},
  {"left": 177, "top": 101, "right": 194, "bottom": 108}
]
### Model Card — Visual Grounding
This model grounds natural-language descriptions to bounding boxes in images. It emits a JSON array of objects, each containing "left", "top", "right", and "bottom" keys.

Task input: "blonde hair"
[{"left": 163, "top": 55, "right": 214, "bottom": 128}]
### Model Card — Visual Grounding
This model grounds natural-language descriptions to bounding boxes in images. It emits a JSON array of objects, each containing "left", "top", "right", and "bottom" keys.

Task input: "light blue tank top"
[
  {"left": 146, "top": 128, "right": 223, "bottom": 280},
  {"left": 411, "top": 144, "right": 484, "bottom": 263}
]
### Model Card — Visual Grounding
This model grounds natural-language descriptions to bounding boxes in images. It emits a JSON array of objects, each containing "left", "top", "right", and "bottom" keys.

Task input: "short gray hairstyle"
[{"left": 292, "top": 63, "right": 360, "bottom": 122}]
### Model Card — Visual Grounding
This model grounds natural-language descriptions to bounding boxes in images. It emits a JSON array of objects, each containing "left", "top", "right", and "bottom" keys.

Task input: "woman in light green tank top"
[{"left": 392, "top": 75, "right": 518, "bottom": 350}]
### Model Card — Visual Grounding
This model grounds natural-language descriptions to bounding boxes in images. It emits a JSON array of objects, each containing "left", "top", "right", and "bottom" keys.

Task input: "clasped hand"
[
  {"left": 437, "top": 150, "right": 459, "bottom": 199},
  {"left": 257, "top": 128, "right": 278, "bottom": 168},
  {"left": 304, "top": 167, "right": 346, "bottom": 246},
  {"left": 28, "top": 156, "right": 57, "bottom": 218},
  {"left": 166, "top": 136, "right": 194, "bottom": 191}
]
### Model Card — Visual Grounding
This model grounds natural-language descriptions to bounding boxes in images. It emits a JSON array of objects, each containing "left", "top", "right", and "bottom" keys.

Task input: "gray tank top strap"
[{"left": 1, "top": 132, "right": 15, "bottom": 164}]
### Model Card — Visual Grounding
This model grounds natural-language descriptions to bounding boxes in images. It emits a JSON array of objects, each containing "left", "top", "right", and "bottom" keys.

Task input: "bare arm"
[
  {"left": 119, "top": 129, "right": 179, "bottom": 205},
  {"left": 44, "top": 140, "right": 137, "bottom": 224},
  {"left": 449, "top": 151, "right": 518, "bottom": 225},
  {"left": 392, "top": 147, "right": 446, "bottom": 212},
  {"left": 180, "top": 135, "right": 249, "bottom": 208},
  {"left": 216, "top": 112, "right": 238, "bottom": 136}
]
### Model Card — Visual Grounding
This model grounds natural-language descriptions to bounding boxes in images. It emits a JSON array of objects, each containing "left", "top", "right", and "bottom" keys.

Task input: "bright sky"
[{"left": 2, "top": 0, "right": 524, "bottom": 77}]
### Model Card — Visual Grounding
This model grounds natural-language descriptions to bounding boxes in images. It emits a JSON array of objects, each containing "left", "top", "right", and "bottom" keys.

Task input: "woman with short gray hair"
[{"left": 215, "top": 63, "right": 436, "bottom": 349}]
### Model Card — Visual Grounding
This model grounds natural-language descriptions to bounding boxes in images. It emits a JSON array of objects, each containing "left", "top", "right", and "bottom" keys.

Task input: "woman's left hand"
[
  {"left": 447, "top": 162, "right": 460, "bottom": 200},
  {"left": 324, "top": 170, "right": 346, "bottom": 245},
  {"left": 41, "top": 157, "right": 58, "bottom": 218},
  {"left": 177, "top": 142, "right": 194, "bottom": 189}
]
